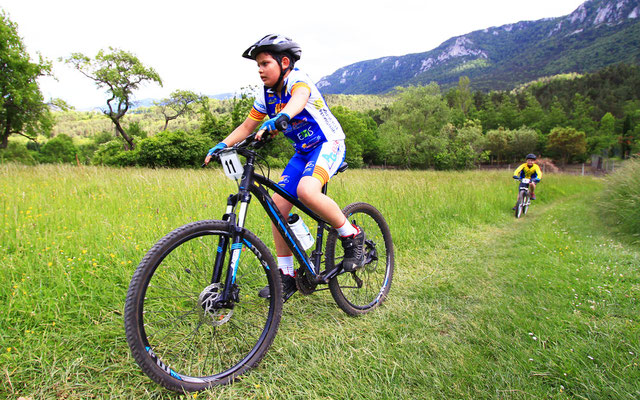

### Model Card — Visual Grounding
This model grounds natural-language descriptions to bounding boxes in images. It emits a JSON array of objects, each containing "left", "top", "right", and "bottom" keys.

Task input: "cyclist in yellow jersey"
[{"left": 512, "top": 153, "right": 542, "bottom": 209}]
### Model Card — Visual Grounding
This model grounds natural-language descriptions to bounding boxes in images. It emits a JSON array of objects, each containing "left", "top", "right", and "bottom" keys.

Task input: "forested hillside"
[{"left": 318, "top": 0, "right": 640, "bottom": 94}]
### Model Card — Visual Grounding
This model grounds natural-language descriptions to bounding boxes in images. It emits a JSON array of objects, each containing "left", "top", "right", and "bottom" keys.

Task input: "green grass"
[
  {"left": 598, "top": 158, "right": 640, "bottom": 238},
  {"left": 1, "top": 164, "right": 638, "bottom": 399}
]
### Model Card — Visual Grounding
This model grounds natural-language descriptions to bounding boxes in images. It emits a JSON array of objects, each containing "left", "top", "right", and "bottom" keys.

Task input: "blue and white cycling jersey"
[{"left": 249, "top": 68, "right": 345, "bottom": 153}]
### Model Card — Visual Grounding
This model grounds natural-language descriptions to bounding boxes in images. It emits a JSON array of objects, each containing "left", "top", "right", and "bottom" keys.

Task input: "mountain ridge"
[{"left": 317, "top": 0, "right": 640, "bottom": 94}]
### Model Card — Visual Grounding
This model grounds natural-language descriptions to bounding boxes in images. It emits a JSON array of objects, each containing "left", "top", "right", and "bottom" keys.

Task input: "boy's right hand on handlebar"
[{"left": 203, "top": 142, "right": 227, "bottom": 166}]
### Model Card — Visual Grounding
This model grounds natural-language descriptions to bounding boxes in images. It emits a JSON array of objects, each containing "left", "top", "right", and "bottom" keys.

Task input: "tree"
[
  {"left": 64, "top": 47, "right": 162, "bottom": 150},
  {"left": 378, "top": 84, "right": 450, "bottom": 168},
  {"left": 496, "top": 95, "right": 521, "bottom": 130},
  {"left": 541, "top": 97, "right": 568, "bottom": 134},
  {"left": 519, "top": 92, "right": 545, "bottom": 132},
  {"left": 0, "top": 10, "right": 52, "bottom": 149},
  {"left": 546, "top": 127, "right": 587, "bottom": 165},
  {"left": 584, "top": 112, "right": 617, "bottom": 156},
  {"left": 620, "top": 107, "right": 640, "bottom": 158},
  {"left": 198, "top": 97, "right": 231, "bottom": 141},
  {"left": 331, "top": 106, "right": 379, "bottom": 167},
  {"left": 569, "top": 93, "right": 596, "bottom": 137},
  {"left": 230, "top": 87, "right": 255, "bottom": 129},
  {"left": 508, "top": 127, "right": 539, "bottom": 162},
  {"left": 156, "top": 90, "right": 202, "bottom": 131},
  {"left": 446, "top": 76, "right": 474, "bottom": 125},
  {"left": 485, "top": 128, "right": 511, "bottom": 163}
]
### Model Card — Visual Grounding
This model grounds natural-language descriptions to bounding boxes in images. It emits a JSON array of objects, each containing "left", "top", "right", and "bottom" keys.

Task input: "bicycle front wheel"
[
  {"left": 515, "top": 191, "right": 524, "bottom": 218},
  {"left": 124, "top": 220, "right": 282, "bottom": 392},
  {"left": 325, "top": 202, "right": 394, "bottom": 316}
]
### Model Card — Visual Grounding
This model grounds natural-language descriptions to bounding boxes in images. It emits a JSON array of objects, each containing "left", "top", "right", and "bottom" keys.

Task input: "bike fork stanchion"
[
  {"left": 210, "top": 194, "right": 240, "bottom": 284},
  {"left": 218, "top": 154, "right": 255, "bottom": 306}
]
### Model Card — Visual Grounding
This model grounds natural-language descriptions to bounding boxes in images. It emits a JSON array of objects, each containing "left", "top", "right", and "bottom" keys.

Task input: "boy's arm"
[
  {"left": 256, "top": 85, "right": 311, "bottom": 140},
  {"left": 204, "top": 117, "right": 261, "bottom": 165},
  {"left": 280, "top": 85, "right": 311, "bottom": 118},
  {"left": 223, "top": 117, "right": 261, "bottom": 146},
  {"left": 534, "top": 164, "right": 542, "bottom": 181},
  {"left": 513, "top": 163, "right": 524, "bottom": 178}
]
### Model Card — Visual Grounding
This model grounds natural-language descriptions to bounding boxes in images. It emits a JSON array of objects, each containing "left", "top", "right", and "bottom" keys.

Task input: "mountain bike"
[
  {"left": 515, "top": 178, "right": 532, "bottom": 218},
  {"left": 124, "top": 131, "right": 394, "bottom": 393}
]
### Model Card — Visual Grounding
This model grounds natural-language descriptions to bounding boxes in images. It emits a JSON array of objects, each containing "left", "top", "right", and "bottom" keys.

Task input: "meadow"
[{"left": 1, "top": 164, "right": 638, "bottom": 399}]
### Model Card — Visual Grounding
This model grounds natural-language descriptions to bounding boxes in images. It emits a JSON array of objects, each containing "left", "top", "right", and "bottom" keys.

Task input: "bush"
[
  {"left": 598, "top": 158, "right": 640, "bottom": 237},
  {"left": 92, "top": 140, "right": 137, "bottom": 167},
  {"left": 77, "top": 142, "right": 99, "bottom": 164},
  {"left": 136, "top": 130, "right": 214, "bottom": 168},
  {"left": 93, "top": 131, "right": 116, "bottom": 145},
  {"left": 0, "top": 142, "right": 37, "bottom": 165},
  {"left": 38, "top": 134, "right": 77, "bottom": 163}
]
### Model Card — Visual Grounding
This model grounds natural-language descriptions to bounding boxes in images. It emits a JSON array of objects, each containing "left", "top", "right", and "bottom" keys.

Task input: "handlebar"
[{"left": 202, "top": 125, "right": 286, "bottom": 168}]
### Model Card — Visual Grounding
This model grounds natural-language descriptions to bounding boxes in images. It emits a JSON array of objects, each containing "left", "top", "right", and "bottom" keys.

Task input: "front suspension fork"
[{"left": 211, "top": 193, "right": 250, "bottom": 307}]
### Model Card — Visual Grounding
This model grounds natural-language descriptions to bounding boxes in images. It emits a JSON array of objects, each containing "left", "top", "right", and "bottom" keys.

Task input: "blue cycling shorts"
[{"left": 278, "top": 140, "right": 346, "bottom": 199}]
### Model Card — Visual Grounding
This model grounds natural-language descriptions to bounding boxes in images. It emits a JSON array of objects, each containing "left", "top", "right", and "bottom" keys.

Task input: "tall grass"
[
  {"left": 598, "top": 158, "right": 640, "bottom": 238},
  {"left": 3, "top": 163, "right": 637, "bottom": 399}
]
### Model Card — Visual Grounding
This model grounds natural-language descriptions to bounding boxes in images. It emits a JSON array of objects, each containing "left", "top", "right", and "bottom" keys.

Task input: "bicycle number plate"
[
  {"left": 220, "top": 151, "right": 244, "bottom": 180},
  {"left": 521, "top": 178, "right": 531, "bottom": 184}
]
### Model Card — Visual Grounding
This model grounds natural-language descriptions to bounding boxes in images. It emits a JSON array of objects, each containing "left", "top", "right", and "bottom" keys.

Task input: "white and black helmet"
[{"left": 242, "top": 34, "right": 302, "bottom": 61}]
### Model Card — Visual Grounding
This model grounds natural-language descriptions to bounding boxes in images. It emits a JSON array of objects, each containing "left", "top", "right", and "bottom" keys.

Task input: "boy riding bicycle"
[
  {"left": 204, "top": 34, "right": 365, "bottom": 299},
  {"left": 512, "top": 153, "right": 541, "bottom": 209}
]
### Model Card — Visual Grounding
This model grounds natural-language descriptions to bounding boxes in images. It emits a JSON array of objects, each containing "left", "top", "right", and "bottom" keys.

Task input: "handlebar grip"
[{"left": 275, "top": 119, "right": 288, "bottom": 131}]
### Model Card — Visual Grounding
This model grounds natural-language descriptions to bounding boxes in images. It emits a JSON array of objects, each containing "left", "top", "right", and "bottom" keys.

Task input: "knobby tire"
[
  {"left": 325, "top": 202, "right": 394, "bottom": 316},
  {"left": 124, "top": 220, "right": 282, "bottom": 392}
]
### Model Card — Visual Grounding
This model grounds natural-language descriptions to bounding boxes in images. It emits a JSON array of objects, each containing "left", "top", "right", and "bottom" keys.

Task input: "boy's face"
[
  {"left": 256, "top": 52, "right": 281, "bottom": 88},
  {"left": 526, "top": 159, "right": 534, "bottom": 167}
]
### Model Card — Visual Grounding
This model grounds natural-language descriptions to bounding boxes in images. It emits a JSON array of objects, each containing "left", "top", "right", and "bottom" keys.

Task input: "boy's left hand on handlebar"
[{"left": 259, "top": 113, "right": 290, "bottom": 134}]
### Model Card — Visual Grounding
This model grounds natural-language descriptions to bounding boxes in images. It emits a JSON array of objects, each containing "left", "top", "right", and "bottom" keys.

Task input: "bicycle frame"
[{"left": 210, "top": 146, "right": 337, "bottom": 307}]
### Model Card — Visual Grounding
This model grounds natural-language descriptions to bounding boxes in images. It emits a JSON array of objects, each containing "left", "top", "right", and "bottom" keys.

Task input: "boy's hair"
[{"left": 263, "top": 51, "right": 296, "bottom": 69}]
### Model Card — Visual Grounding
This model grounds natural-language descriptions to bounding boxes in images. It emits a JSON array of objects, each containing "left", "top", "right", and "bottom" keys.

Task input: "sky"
[{"left": 2, "top": 0, "right": 586, "bottom": 110}]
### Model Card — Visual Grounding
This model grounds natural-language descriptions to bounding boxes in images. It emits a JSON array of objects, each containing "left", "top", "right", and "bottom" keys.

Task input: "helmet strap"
[{"left": 267, "top": 53, "right": 293, "bottom": 92}]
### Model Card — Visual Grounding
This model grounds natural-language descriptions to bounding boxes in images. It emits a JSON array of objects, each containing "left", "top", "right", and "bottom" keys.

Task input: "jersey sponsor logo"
[
  {"left": 278, "top": 175, "right": 290, "bottom": 188},
  {"left": 313, "top": 99, "right": 324, "bottom": 110},
  {"left": 304, "top": 161, "right": 316, "bottom": 174},
  {"left": 301, "top": 137, "right": 321, "bottom": 150},
  {"left": 296, "top": 128, "right": 313, "bottom": 141}
]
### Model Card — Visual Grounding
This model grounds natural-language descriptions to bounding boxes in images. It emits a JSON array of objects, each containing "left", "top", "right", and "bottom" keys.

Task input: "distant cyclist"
[{"left": 512, "top": 153, "right": 542, "bottom": 209}]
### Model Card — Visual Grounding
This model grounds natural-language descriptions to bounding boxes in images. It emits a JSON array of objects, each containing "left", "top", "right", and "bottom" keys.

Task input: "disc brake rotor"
[{"left": 198, "top": 283, "right": 233, "bottom": 326}]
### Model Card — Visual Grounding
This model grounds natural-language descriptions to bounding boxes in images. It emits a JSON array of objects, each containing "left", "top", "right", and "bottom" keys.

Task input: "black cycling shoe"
[
  {"left": 340, "top": 226, "right": 366, "bottom": 272},
  {"left": 258, "top": 273, "right": 297, "bottom": 301}
]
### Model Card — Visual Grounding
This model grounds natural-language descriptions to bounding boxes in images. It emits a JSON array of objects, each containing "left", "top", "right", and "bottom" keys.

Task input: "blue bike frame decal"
[
  {"left": 229, "top": 242, "right": 243, "bottom": 283},
  {"left": 264, "top": 200, "right": 315, "bottom": 274}
]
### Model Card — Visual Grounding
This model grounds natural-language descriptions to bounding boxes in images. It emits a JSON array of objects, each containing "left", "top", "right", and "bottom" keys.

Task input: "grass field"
[{"left": 1, "top": 164, "right": 638, "bottom": 399}]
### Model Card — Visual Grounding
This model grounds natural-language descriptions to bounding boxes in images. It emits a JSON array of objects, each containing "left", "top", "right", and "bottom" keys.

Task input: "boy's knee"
[
  {"left": 297, "top": 177, "right": 322, "bottom": 203},
  {"left": 297, "top": 185, "right": 312, "bottom": 202}
]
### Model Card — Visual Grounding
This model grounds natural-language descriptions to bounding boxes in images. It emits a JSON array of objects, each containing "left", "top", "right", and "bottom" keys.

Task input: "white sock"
[
  {"left": 278, "top": 255, "right": 295, "bottom": 277},
  {"left": 336, "top": 219, "right": 358, "bottom": 237}
]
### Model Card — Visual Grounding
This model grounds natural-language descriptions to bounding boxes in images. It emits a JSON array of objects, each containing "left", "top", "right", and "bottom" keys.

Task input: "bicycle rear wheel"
[
  {"left": 325, "top": 202, "right": 394, "bottom": 316},
  {"left": 124, "top": 220, "right": 282, "bottom": 392}
]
